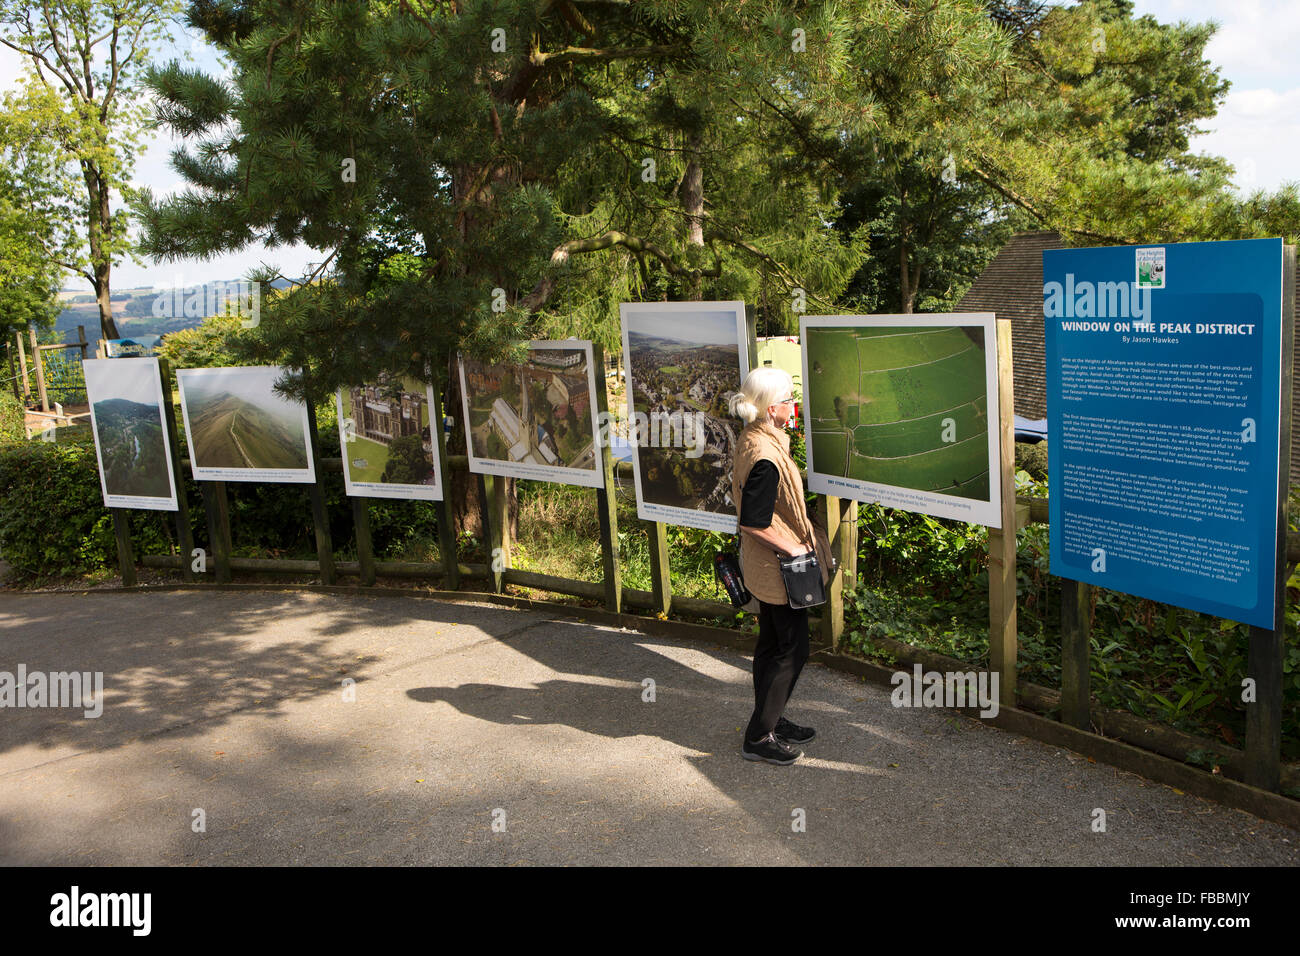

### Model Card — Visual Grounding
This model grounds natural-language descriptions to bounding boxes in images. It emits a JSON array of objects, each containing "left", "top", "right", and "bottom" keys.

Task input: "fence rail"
[{"left": 93, "top": 340, "right": 1296, "bottom": 804}]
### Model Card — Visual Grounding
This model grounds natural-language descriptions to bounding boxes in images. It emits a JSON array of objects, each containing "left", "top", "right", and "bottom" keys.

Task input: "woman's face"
[{"left": 767, "top": 392, "right": 795, "bottom": 427}]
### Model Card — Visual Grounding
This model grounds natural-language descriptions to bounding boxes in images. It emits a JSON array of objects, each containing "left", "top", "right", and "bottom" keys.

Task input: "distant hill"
[{"left": 53, "top": 278, "right": 295, "bottom": 344}]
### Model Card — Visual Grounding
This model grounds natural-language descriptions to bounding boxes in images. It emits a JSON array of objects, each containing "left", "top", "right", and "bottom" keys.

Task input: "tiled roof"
[
  {"left": 958, "top": 231, "right": 1300, "bottom": 483},
  {"left": 957, "top": 230, "right": 1064, "bottom": 421}
]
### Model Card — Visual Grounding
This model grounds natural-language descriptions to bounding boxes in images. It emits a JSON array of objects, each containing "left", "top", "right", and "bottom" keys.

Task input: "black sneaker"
[
  {"left": 775, "top": 716, "right": 816, "bottom": 745},
  {"left": 742, "top": 731, "right": 801, "bottom": 765}
]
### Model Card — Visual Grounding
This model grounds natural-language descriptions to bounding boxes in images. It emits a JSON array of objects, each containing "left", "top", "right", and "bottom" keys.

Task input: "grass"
[{"left": 343, "top": 434, "right": 391, "bottom": 482}]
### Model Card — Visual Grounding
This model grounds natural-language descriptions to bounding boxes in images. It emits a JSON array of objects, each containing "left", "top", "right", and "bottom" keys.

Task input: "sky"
[
  {"left": 626, "top": 310, "right": 746, "bottom": 346},
  {"left": 84, "top": 358, "right": 164, "bottom": 406},
  {"left": 1, "top": 2, "right": 1296, "bottom": 294},
  {"left": 1131, "top": 0, "right": 1300, "bottom": 194}
]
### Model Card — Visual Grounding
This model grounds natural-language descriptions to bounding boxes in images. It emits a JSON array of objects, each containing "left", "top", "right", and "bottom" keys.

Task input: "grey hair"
[{"left": 728, "top": 366, "right": 793, "bottom": 424}]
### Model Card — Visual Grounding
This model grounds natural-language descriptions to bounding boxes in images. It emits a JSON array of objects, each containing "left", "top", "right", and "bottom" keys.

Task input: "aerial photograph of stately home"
[
  {"left": 462, "top": 346, "right": 597, "bottom": 474},
  {"left": 340, "top": 377, "right": 438, "bottom": 486}
]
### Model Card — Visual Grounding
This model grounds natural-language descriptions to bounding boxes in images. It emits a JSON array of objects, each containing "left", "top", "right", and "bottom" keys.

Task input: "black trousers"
[{"left": 744, "top": 599, "right": 810, "bottom": 742}]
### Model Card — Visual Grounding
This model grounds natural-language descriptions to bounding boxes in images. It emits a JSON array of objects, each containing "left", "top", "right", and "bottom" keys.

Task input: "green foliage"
[
  {"left": 0, "top": 390, "right": 25, "bottom": 443},
  {"left": 0, "top": 438, "right": 169, "bottom": 577},
  {"left": 154, "top": 314, "right": 257, "bottom": 370},
  {"left": 1014, "top": 441, "right": 1048, "bottom": 481},
  {"left": 0, "top": 0, "right": 187, "bottom": 339}
]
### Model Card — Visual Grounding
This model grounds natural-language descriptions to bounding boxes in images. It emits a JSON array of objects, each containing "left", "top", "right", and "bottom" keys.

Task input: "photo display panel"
[
  {"left": 800, "top": 313, "right": 1002, "bottom": 527},
  {"left": 458, "top": 340, "right": 605, "bottom": 489},
  {"left": 83, "top": 357, "right": 179, "bottom": 511},
  {"left": 176, "top": 365, "right": 316, "bottom": 483},
  {"left": 620, "top": 301, "right": 750, "bottom": 533},
  {"left": 337, "top": 375, "right": 444, "bottom": 500},
  {"left": 1044, "top": 238, "right": 1284, "bottom": 627}
]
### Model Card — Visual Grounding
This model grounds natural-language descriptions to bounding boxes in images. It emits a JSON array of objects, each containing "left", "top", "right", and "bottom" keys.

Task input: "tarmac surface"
[{"left": 0, "top": 588, "right": 1295, "bottom": 865}]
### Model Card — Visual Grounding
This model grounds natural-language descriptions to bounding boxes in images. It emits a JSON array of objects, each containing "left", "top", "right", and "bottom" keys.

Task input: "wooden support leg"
[
  {"left": 353, "top": 497, "right": 376, "bottom": 586},
  {"left": 647, "top": 521, "right": 670, "bottom": 616},
  {"left": 111, "top": 509, "right": 136, "bottom": 587},
  {"left": 1060, "top": 579, "right": 1092, "bottom": 730}
]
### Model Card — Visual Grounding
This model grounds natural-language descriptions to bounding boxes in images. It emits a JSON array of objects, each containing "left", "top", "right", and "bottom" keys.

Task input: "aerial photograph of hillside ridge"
[
  {"left": 624, "top": 310, "right": 743, "bottom": 516},
  {"left": 178, "top": 367, "right": 310, "bottom": 470},
  {"left": 83, "top": 358, "right": 173, "bottom": 501}
]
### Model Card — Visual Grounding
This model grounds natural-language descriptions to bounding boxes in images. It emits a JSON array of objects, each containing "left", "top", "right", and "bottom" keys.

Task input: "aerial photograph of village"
[
  {"left": 623, "top": 308, "right": 744, "bottom": 517},
  {"left": 460, "top": 345, "right": 598, "bottom": 482}
]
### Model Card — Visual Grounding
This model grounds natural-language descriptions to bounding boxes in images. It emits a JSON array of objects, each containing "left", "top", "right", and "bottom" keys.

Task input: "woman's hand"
[{"left": 740, "top": 524, "right": 805, "bottom": 559}]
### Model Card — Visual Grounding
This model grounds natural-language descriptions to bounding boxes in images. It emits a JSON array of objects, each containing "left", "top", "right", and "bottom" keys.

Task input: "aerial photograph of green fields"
[
  {"left": 179, "top": 367, "right": 310, "bottom": 470},
  {"left": 805, "top": 324, "right": 990, "bottom": 502}
]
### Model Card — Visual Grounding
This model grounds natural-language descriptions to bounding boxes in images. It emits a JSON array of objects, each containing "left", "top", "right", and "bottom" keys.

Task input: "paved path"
[{"left": 0, "top": 589, "right": 1294, "bottom": 865}]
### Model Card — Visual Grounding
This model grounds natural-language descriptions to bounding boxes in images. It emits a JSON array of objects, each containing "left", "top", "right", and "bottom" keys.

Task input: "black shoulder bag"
[{"left": 779, "top": 550, "right": 827, "bottom": 609}]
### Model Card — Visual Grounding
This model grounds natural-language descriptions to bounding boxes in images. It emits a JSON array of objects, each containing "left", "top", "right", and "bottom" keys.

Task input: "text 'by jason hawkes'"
[{"left": 0, "top": 666, "right": 103, "bottom": 718}]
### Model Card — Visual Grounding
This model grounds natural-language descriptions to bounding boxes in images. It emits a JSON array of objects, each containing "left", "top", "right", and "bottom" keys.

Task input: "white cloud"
[
  {"left": 1193, "top": 86, "right": 1300, "bottom": 193},
  {"left": 1132, "top": 0, "right": 1300, "bottom": 90}
]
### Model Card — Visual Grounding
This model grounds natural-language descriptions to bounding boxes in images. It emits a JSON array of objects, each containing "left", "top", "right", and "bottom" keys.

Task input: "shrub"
[
  {"left": 1014, "top": 440, "right": 1048, "bottom": 481},
  {"left": 0, "top": 390, "right": 25, "bottom": 443},
  {"left": 0, "top": 439, "right": 170, "bottom": 578}
]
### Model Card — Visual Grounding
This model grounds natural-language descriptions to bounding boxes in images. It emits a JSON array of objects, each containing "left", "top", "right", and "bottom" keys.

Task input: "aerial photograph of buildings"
[
  {"left": 459, "top": 343, "right": 601, "bottom": 488},
  {"left": 338, "top": 375, "right": 442, "bottom": 499},
  {"left": 621, "top": 303, "right": 747, "bottom": 531}
]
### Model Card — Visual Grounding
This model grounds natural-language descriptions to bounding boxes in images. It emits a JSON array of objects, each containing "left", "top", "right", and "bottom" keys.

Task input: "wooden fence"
[
  {"left": 8, "top": 328, "right": 93, "bottom": 436},
  {"left": 102, "top": 337, "right": 1294, "bottom": 802}
]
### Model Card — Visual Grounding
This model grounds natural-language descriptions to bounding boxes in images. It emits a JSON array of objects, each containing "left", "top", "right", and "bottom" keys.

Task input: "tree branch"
[{"left": 529, "top": 43, "right": 679, "bottom": 68}]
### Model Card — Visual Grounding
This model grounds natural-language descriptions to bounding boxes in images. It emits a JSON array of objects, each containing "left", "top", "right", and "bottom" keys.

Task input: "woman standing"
[{"left": 729, "top": 366, "right": 830, "bottom": 765}]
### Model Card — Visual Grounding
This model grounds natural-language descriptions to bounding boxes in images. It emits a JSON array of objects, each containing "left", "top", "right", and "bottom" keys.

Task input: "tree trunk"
[
  {"left": 94, "top": 263, "right": 120, "bottom": 340},
  {"left": 681, "top": 130, "right": 705, "bottom": 299},
  {"left": 444, "top": 350, "right": 484, "bottom": 539},
  {"left": 898, "top": 182, "right": 915, "bottom": 314},
  {"left": 84, "top": 164, "right": 120, "bottom": 339}
]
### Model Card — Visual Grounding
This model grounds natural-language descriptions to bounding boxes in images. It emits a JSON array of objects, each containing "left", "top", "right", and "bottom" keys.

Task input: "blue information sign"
[{"left": 1044, "top": 238, "right": 1284, "bottom": 628}]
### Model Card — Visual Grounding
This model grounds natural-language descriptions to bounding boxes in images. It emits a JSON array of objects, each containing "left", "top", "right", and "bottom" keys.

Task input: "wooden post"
[
  {"left": 841, "top": 499, "right": 858, "bottom": 593},
  {"left": 646, "top": 521, "right": 671, "bottom": 616},
  {"left": 156, "top": 359, "right": 196, "bottom": 583},
  {"left": 819, "top": 495, "right": 845, "bottom": 649},
  {"left": 1245, "top": 244, "right": 1294, "bottom": 792},
  {"left": 15, "top": 333, "right": 30, "bottom": 401},
  {"left": 1060, "top": 580, "right": 1092, "bottom": 729},
  {"left": 6, "top": 340, "right": 17, "bottom": 400},
  {"left": 304, "top": 398, "right": 336, "bottom": 585},
  {"left": 352, "top": 497, "right": 376, "bottom": 586},
  {"left": 591, "top": 342, "right": 622, "bottom": 613},
  {"left": 481, "top": 474, "right": 505, "bottom": 593},
  {"left": 111, "top": 509, "right": 136, "bottom": 587},
  {"left": 29, "top": 330, "right": 48, "bottom": 412},
  {"left": 76, "top": 325, "right": 88, "bottom": 361},
  {"left": 987, "top": 318, "right": 1017, "bottom": 707},
  {"left": 15, "top": 333, "right": 31, "bottom": 402},
  {"left": 201, "top": 481, "right": 232, "bottom": 583},
  {"left": 430, "top": 386, "right": 459, "bottom": 590}
]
